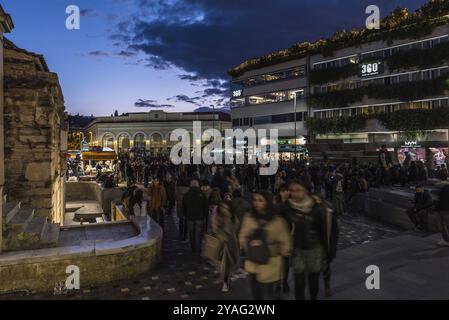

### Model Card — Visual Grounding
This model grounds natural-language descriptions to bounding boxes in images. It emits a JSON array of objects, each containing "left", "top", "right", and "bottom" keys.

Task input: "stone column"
[{"left": 0, "top": 6, "right": 13, "bottom": 253}]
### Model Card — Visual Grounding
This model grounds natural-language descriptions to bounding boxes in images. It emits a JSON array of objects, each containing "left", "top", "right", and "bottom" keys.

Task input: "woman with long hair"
[
  {"left": 239, "top": 191, "right": 292, "bottom": 300},
  {"left": 214, "top": 193, "right": 240, "bottom": 293}
]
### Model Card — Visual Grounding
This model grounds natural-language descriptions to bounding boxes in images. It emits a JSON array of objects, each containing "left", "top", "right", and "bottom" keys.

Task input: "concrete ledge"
[
  {"left": 66, "top": 182, "right": 125, "bottom": 216},
  {"left": 354, "top": 188, "right": 441, "bottom": 232},
  {"left": 0, "top": 216, "right": 162, "bottom": 293}
]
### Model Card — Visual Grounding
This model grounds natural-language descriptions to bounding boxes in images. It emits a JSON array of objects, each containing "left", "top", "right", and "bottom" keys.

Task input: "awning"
[{"left": 81, "top": 151, "right": 117, "bottom": 161}]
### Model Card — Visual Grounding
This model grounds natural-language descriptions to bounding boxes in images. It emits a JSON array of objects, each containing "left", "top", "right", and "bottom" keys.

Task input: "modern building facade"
[
  {"left": 230, "top": 58, "right": 309, "bottom": 159},
  {"left": 230, "top": 4, "right": 449, "bottom": 163},
  {"left": 85, "top": 110, "right": 231, "bottom": 156},
  {"left": 307, "top": 23, "right": 449, "bottom": 163}
]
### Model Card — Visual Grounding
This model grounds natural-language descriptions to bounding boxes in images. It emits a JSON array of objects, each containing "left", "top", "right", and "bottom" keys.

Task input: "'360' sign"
[{"left": 360, "top": 60, "right": 384, "bottom": 77}]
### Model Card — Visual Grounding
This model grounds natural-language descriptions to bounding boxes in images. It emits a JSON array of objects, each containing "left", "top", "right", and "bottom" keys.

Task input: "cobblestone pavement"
[{"left": 1, "top": 212, "right": 404, "bottom": 300}]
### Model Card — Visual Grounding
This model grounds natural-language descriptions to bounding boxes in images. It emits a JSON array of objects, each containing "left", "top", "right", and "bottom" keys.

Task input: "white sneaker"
[
  {"left": 221, "top": 283, "right": 229, "bottom": 293},
  {"left": 437, "top": 240, "right": 449, "bottom": 247}
]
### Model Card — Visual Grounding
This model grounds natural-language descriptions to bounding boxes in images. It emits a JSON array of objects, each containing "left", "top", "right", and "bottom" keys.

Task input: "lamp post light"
[{"left": 292, "top": 89, "right": 306, "bottom": 160}]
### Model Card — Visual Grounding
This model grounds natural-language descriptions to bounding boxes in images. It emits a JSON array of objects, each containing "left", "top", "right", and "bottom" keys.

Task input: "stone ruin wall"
[{"left": 3, "top": 38, "right": 66, "bottom": 223}]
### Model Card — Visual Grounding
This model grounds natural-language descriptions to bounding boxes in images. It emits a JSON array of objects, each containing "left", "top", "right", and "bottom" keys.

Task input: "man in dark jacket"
[
  {"left": 407, "top": 185, "right": 433, "bottom": 231},
  {"left": 164, "top": 173, "right": 176, "bottom": 216},
  {"left": 182, "top": 179, "right": 209, "bottom": 254}
]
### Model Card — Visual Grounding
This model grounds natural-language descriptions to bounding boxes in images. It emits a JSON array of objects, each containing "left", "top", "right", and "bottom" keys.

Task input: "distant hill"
[
  {"left": 68, "top": 114, "right": 96, "bottom": 130},
  {"left": 194, "top": 107, "right": 230, "bottom": 113}
]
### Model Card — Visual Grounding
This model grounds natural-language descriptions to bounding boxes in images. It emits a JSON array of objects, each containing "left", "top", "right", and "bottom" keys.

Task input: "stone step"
[
  {"left": 8, "top": 207, "right": 34, "bottom": 226},
  {"left": 3, "top": 201, "right": 21, "bottom": 223},
  {"left": 40, "top": 223, "right": 60, "bottom": 245},
  {"left": 24, "top": 216, "right": 48, "bottom": 236}
]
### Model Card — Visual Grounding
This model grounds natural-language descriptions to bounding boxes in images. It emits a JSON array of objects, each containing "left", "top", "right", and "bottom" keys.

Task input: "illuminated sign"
[
  {"left": 401, "top": 140, "right": 421, "bottom": 148},
  {"left": 232, "top": 89, "right": 242, "bottom": 98},
  {"left": 359, "top": 60, "right": 383, "bottom": 77}
]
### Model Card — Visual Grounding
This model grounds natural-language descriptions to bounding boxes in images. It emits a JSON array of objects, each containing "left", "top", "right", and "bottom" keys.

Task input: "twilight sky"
[{"left": 2, "top": 0, "right": 428, "bottom": 116}]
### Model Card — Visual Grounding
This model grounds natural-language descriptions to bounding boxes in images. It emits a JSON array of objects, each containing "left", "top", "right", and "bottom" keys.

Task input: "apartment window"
[
  {"left": 254, "top": 115, "right": 272, "bottom": 125},
  {"left": 432, "top": 100, "right": 441, "bottom": 109},
  {"left": 412, "top": 72, "right": 422, "bottom": 81},
  {"left": 232, "top": 119, "right": 239, "bottom": 126},
  {"left": 248, "top": 91, "right": 285, "bottom": 105},
  {"left": 391, "top": 76, "right": 399, "bottom": 84},
  {"left": 422, "top": 70, "right": 430, "bottom": 81},
  {"left": 432, "top": 69, "right": 440, "bottom": 79},
  {"left": 399, "top": 74, "right": 410, "bottom": 83},
  {"left": 411, "top": 42, "right": 422, "bottom": 50},
  {"left": 231, "top": 98, "right": 245, "bottom": 108},
  {"left": 288, "top": 88, "right": 306, "bottom": 100},
  {"left": 242, "top": 118, "right": 250, "bottom": 126},
  {"left": 441, "top": 99, "right": 449, "bottom": 108},
  {"left": 423, "top": 40, "right": 432, "bottom": 49}
]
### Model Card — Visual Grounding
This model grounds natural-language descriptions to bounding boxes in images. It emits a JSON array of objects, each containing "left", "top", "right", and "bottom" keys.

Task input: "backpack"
[{"left": 246, "top": 220, "right": 270, "bottom": 265}]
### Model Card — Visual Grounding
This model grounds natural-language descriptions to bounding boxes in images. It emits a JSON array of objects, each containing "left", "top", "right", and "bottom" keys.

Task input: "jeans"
[
  {"left": 166, "top": 199, "right": 175, "bottom": 216},
  {"left": 294, "top": 272, "right": 320, "bottom": 300},
  {"left": 249, "top": 274, "right": 281, "bottom": 300},
  {"left": 187, "top": 219, "right": 205, "bottom": 254},
  {"left": 179, "top": 217, "right": 188, "bottom": 241}
]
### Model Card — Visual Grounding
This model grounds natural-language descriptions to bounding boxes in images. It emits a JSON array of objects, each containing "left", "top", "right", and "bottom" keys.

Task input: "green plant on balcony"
[
  {"left": 229, "top": 1, "right": 449, "bottom": 78},
  {"left": 309, "top": 63, "right": 359, "bottom": 85},
  {"left": 306, "top": 107, "right": 449, "bottom": 135},
  {"left": 305, "top": 114, "right": 369, "bottom": 134},
  {"left": 309, "top": 75, "right": 449, "bottom": 108},
  {"left": 387, "top": 42, "right": 449, "bottom": 71}
]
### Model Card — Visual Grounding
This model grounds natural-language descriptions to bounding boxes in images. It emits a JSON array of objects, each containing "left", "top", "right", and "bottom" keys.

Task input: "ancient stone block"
[{"left": 25, "top": 162, "right": 51, "bottom": 182}]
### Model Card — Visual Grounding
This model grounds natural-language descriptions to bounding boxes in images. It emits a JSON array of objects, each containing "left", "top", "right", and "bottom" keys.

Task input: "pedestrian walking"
[
  {"left": 148, "top": 177, "right": 167, "bottom": 228},
  {"left": 239, "top": 191, "right": 292, "bottom": 300},
  {"left": 214, "top": 196, "right": 240, "bottom": 293},
  {"left": 182, "top": 179, "right": 209, "bottom": 254},
  {"left": 286, "top": 180, "right": 339, "bottom": 300}
]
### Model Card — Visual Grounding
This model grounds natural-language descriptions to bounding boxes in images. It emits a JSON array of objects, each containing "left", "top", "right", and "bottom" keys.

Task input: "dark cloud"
[
  {"left": 112, "top": 0, "right": 427, "bottom": 81},
  {"left": 116, "top": 50, "right": 137, "bottom": 57},
  {"left": 134, "top": 99, "right": 175, "bottom": 108},
  {"left": 88, "top": 50, "right": 109, "bottom": 57},
  {"left": 194, "top": 106, "right": 230, "bottom": 113},
  {"left": 80, "top": 8, "right": 95, "bottom": 17},
  {"left": 178, "top": 74, "right": 202, "bottom": 81},
  {"left": 168, "top": 94, "right": 202, "bottom": 106}
]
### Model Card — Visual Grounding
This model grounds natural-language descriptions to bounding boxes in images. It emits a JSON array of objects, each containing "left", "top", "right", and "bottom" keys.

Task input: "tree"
[{"left": 114, "top": 110, "right": 119, "bottom": 117}]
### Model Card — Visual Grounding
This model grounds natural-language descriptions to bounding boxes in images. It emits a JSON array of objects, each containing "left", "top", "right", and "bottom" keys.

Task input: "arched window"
[
  {"left": 150, "top": 133, "right": 164, "bottom": 155},
  {"left": 117, "top": 133, "right": 130, "bottom": 152},
  {"left": 134, "top": 133, "right": 146, "bottom": 150},
  {"left": 102, "top": 133, "right": 115, "bottom": 150}
]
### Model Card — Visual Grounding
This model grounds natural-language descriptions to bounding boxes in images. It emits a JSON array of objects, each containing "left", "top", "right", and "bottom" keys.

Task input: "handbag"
[{"left": 201, "top": 233, "right": 223, "bottom": 263}]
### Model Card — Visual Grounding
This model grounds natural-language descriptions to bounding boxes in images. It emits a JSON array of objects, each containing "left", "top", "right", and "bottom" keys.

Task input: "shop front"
[
  {"left": 371, "top": 130, "right": 449, "bottom": 165},
  {"left": 277, "top": 137, "right": 308, "bottom": 160}
]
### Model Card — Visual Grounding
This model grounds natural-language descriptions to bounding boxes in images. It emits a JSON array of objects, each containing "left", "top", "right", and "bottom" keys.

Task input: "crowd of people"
[{"left": 70, "top": 146, "right": 449, "bottom": 299}]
